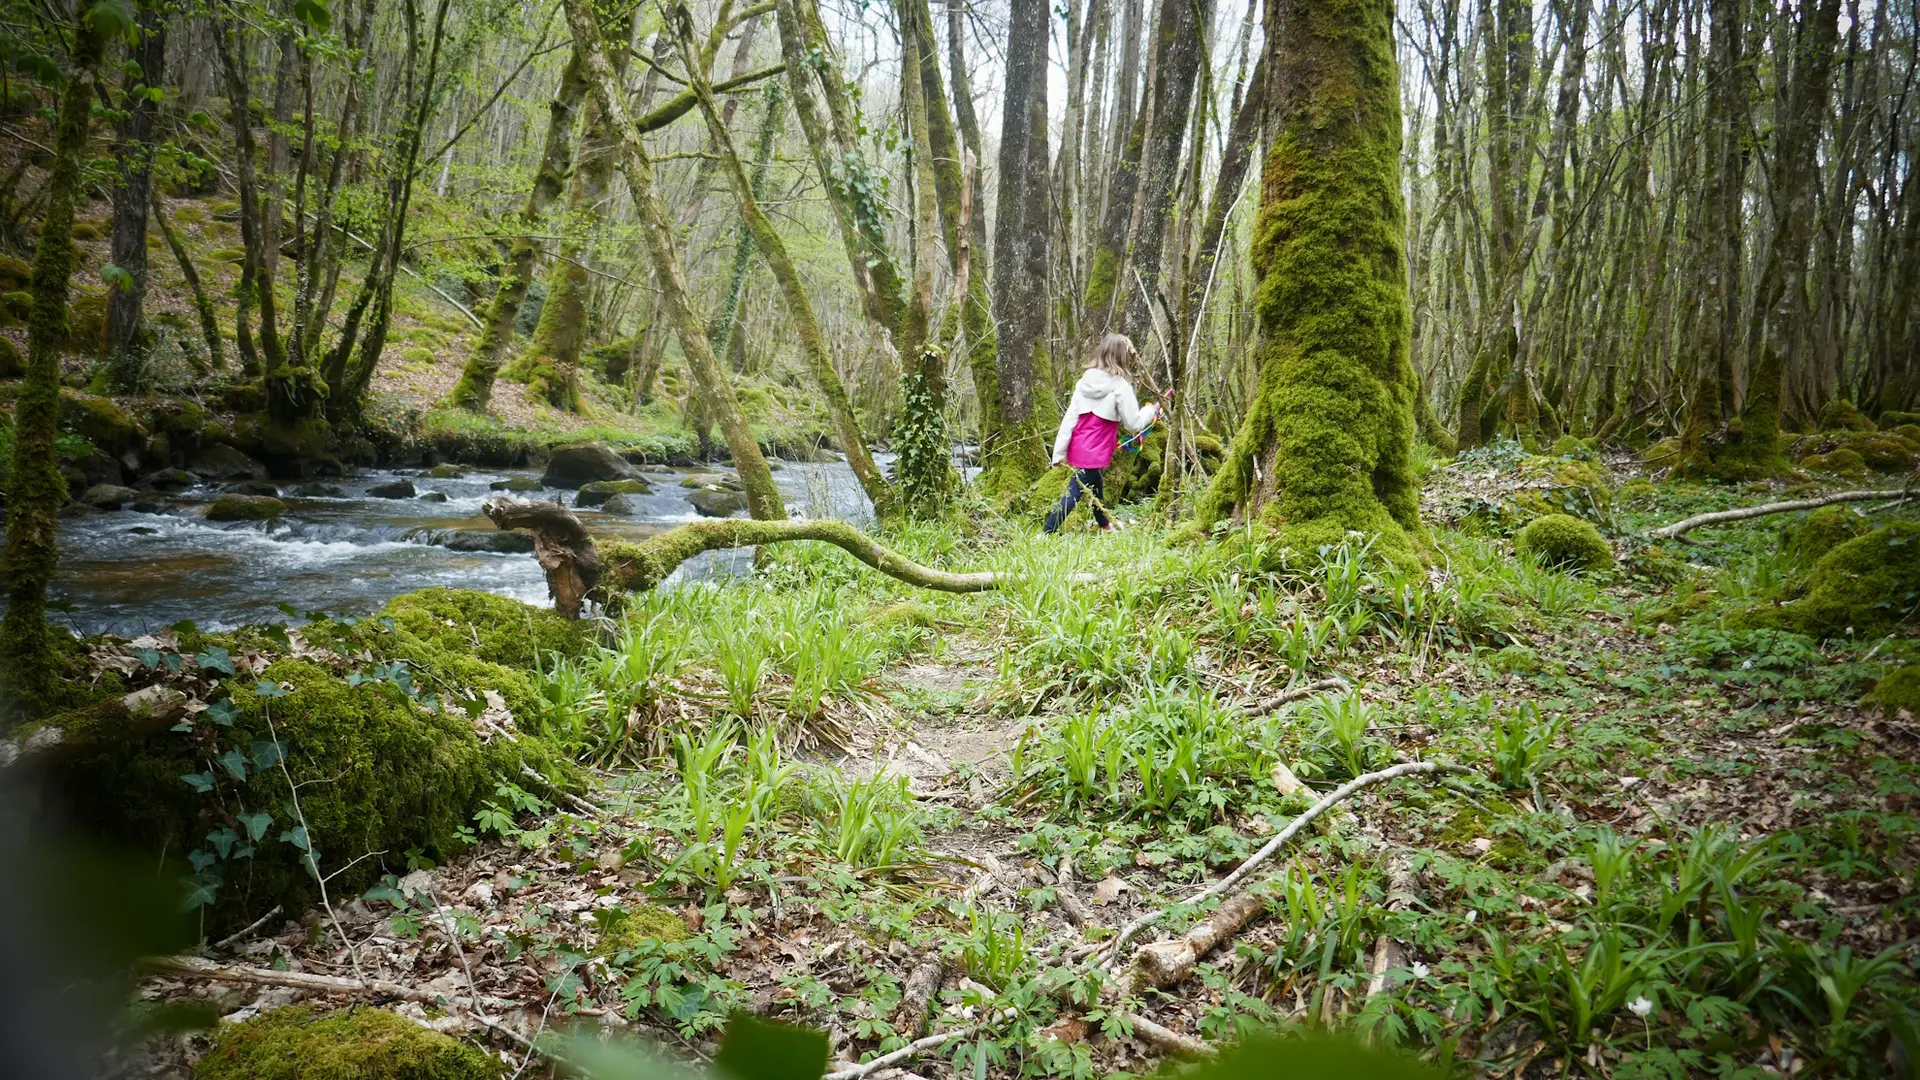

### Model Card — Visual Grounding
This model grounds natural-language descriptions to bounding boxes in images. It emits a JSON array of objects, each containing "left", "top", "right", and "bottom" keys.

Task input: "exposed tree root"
[
  {"left": 484, "top": 497, "right": 1097, "bottom": 614},
  {"left": 1647, "top": 487, "right": 1911, "bottom": 540}
]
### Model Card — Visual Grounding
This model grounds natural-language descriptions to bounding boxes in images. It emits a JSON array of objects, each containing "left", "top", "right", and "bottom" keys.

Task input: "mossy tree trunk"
[
  {"left": 890, "top": 0, "right": 956, "bottom": 517},
  {"left": 1191, "top": 0, "right": 1424, "bottom": 570},
  {"left": 447, "top": 49, "right": 586, "bottom": 412},
  {"left": 209, "top": 6, "right": 284, "bottom": 376},
  {"left": 562, "top": 0, "right": 784, "bottom": 521},
  {"left": 673, "top": 5, "right": 892, "bottom": 513},
  {"left": 1731, "top": 0, "right": 1842, "bottom": 474},
  {"left": 940, "top": 0, "right": 1008, "bottom": 481},
  {"left": 982, "top": 0, "right": 1055, "bottom": 498},
  {"left": 513, "top": 93, "right": 611, "bottom": 414},
  {"left": 101, "top": 2, "right": 165, "bottom": 390},
  {"left": 2, "top": 10, "right": 102, "bottom": 723}
]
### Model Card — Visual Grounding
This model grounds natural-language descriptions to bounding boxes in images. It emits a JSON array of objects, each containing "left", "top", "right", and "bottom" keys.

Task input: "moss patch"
[
  {"left": 594, "top": 902, "right": 690, "bottom": 958},
  {"left": 1515, "top": 514, "right": 1613, "bottom": 572},
  {"left": 1731, "top": 522, "right": 1920, "bottom": 639},
  {"left": 195, "top": 1006, "right": 502, "bottom": 1080},
  {"left": 1779, "top": 505, "right": 1870, "bottom": 570},
  {"left": 1863, "top": 665, "right": 1920, "bottom": 715}
]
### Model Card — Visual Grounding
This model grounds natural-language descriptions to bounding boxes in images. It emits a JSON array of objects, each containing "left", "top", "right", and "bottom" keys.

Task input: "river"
[{"left": 34, "top": 460, "right": 877, "bottom": 637}]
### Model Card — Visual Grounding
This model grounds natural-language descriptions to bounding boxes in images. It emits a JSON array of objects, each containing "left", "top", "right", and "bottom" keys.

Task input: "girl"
[{"left": 1044, "top": 334, "right": 1160, "bottom": 534}]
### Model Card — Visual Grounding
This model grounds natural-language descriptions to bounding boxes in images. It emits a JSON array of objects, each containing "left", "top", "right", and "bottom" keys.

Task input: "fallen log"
[
  {"left": 1129, "top": 890, "right": 1267, "bottom": 992},
  {"left": 483, "top": 498, "right": 1099, "bottom": 615},
  {"left": 1647, "top": 487, "right": 1910, "bottom": 540},
  {"left": 0, "top": 685, "right": 188, "bottom": 769}
]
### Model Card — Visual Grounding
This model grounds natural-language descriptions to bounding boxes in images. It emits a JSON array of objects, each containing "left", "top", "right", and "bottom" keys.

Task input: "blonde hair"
[{"left": 1087, "top": 333, "right": 1137, "bottom": 378}]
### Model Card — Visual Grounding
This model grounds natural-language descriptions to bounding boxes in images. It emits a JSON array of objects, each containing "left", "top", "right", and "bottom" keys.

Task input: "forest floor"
[{"left": 116, "top": 449, "right": 1920, "bottom": 1080}]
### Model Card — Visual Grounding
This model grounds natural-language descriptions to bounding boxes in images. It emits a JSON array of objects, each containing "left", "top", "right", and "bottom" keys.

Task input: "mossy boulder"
[
  {"left": 1731, "top": 522, "right": 1920, "bottom": 639},
  {"left": 66, "top": 290, "right": 107, "bottom": 355},
  {"left": 1818, "top": 399, "right": 1875, "bottom": 432},
  {"left": 1779, "top": 505, "right": 1870, "bottom": 569},
  {"left": 69, "top": 219, "right": 103, "bottom": 242},
  {"left": 206, "top": 493, "right": 285, "bottom": 521},
  {"left": 194, "top": 1006, "right": 502, "bottom": 1080},
  {"left": 1797, "top": 448, "right": 1867, "bottom": 476},
  {"left": 1516, "top": 514, "right": 1614, "bottom": 572},
  {"left": 490, "top": 477, "right": 541, "bottom": 492},
  {"left": 575, "top": 478, "right": 652, "bottom": 507},
  {"left": 1510, "top": 457, "right": 1612, "bottom": 524},
  {"left": 61, "top": 390, "right": 146, "bottom": 456},
  {"left": 1, "top": 289, "right": 33, "bottom": 324},
  {"left": 1792, "top": 430, "right": 1917, "bottom": 474},
  {"left": 0, "top": 252, "right": 31, "bottom": 289},
  {"left": 687, "top": 485, "right": 748, "bottom": 517},
  {"left": 427, "top": 463, "right": 465, "bottom": 478},
  {"left": 1879, "top": 411, "right": 1920, "bottom": 428},
  {"left": 1863, "top": 666, "right": 1920, "bottom": 715},
  {"left": 48, "top": 656, "right": 555, "bottom": 931},
  {"left": 368, "top": 478, "right": 417, "bottom": 499},
  {"left": 0, "top": 334, "right": 20, "bottom": 377}
]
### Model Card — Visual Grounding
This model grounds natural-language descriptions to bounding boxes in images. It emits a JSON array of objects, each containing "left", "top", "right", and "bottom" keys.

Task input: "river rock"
[
  {"left": 130, "top": 493, "right": 167, "bottom": 513},
  {"left": 420, "top": 491, "right": 449, "bottom": 503},
  {"left": 575, "top": 478, "right": 652, "bottom": 507},
  {"left": 403, "top": 527, "right": 534, "bottom": 554},
  {"left": 367, "top": 479, "right": 416, "bottom": 499},
  {"left": 143, "top": 468, "right": 196, "bottom": 491},
  {"left": 190, "top": 444, "right": 268, "bottom": 482},
  {"left": 206, "top": 494, "right": 286, "bottom": 521},
  {"left": 426, "top": 464, "right": 465, "bottom": 478},
  {"left": 293, "top": 483, "right": 347, "bottom": 497},
  {"left": 540, "top": 442, "right": 638, "bottom": 488},
  {"left": 224, "top": 480, "right": 281, "bottom": 497},
  {"left": 687, "top": 486, "right": 748, "bottom": 518},
  {"left": 490, "top": 477, "right": 542, "bottom": 492},
  {"left": 599, "top": 494, "right": 639, "bottom": 516},
  {"left": 79, "top": 484, "right": 139, "bottom": 510},
  {"left": 61, "top": 443, "right": 124, "bottom": 489}
]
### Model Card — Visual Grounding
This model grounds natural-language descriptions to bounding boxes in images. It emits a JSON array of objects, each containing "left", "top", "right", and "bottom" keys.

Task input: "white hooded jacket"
[{"left": 1051, "top": 368, "right": 1159, "bottom": 465}]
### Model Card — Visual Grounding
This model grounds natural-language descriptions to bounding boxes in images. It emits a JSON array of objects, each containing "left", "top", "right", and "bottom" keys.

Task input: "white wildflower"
[
  {"left": 1410, "top": 962, "right": 1430, "bottom": 980},
  {"left": 1628, "top": 996, "right": 1654, "bottom": 1018}
]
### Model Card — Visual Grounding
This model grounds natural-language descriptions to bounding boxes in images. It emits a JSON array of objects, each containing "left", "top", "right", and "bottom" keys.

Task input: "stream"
[{"left": 32, "top": 460, "right": 878, "bottom": 637}]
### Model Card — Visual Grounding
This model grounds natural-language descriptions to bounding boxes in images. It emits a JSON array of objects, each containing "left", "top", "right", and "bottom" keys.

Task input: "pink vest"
[{"left": 1066, "top": 412, "right": 1121, "bottom": 469}]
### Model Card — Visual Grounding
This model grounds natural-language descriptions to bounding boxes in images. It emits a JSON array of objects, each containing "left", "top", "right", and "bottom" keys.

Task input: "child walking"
[{"left": 1044, "top": 334, "right": 1160, "bottom": 534}]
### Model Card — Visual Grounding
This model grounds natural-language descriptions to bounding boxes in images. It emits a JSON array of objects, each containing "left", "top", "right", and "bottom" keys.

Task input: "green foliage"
[
  {"left": 194, "top": 1006, "right": 502, "bottom": 1080},
  {"left": 1515, "top": 514, "right": 1614, "bottom": 572}
]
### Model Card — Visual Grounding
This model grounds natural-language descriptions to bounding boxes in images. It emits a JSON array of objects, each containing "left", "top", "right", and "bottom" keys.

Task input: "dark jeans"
[{"left": 1043, "top": 468, "right": 1110, "bottom": 533}]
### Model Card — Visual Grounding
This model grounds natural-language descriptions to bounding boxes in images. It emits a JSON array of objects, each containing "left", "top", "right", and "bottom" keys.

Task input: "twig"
[
  {"left": 211, "top": 905, "right": 283, "bottom": 951},
  {"left": 823, "top": 1012, "right": 1012, "bottom": 1080},
  {"left": 1242, "top": 676, "right": 1351, "bottom": 717},
  {"left": 519, "top": 763, "right": 607, "bottom": 819},
  {"left": 1647, "top": 488, "right": 1911, "bottom": 539},
  {"left": 1101, "top": 761, "right": 1468, "bottom": 968}
]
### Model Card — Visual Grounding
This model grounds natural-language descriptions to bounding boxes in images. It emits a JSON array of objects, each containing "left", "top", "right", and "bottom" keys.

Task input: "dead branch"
[
  {"left": 1102, "top": 761, "right": 1467, "bottom": 968},
  {"left": 1647, "top": 488, "right": 1911, "bottom": 540},
  {"left": 893, "top": 959, "right": 946, "bottom": 1038},
  {"left": 823, "top": 1013, "right": 1010, "bottom": 1080},
  {"left": 1243, "top": 676, "right": 1350, "bottom": 717},
  {"left": 212, "top": 905, "right": 284, "bottom": 952},
  {"left": 1119, "top": 1011, "right": 1214, "bottom": 1057},
  {"left": 1129, "top": 890, "right": 1266, "bottom": 991},
  {"left": 483, "top": 498, "right": 602, "bottom": 618}
]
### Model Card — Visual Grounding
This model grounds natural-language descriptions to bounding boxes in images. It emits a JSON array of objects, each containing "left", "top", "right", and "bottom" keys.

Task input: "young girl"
[{"left": 1044, "top": 334, "right": 1160, "bottom": 534}]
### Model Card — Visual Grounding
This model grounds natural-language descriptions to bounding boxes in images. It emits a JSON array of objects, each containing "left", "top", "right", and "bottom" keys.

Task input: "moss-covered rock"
[
  {"left": 1862, "top": 665, "right": 1920, "bottom": 715},
  {"left": 1779, "top": 505, "right": 1870, "bottom": 569},
  {"left": 1731, "top": 522, "right": 1920, "bottom": 639},
  {"left": 69, "top": 219, "right": 102, "bottom": 242},
  {"left": 1818, "top": 399, "right": 1875, "bottom": 432},
  {"left": 50, "top": 655, "right": 555, "bottom": 930},
  {"left": 61, "top": 390, "right": 146, "bottom": 456},
  {"left": 1798, "top": 448, "right": 1867, "bottom": 476},
  {"left": 427, "top": 463, "right": 465, "bottom": 478},
  {"left": 206, "top": 493, "right": 285, "bottom": 521},
  {"left": 194, "top": 1006, "right": 502, "bottom": 1080},
  {"left": 575, "top": 478, "right": 651, "bottom": 507},
  {"left": 1509, "top": 457, "right": 1613, "bottom": 524},
  {"left": 1792, "top": 430, "right": 1917, "bottom": 474},
  {"left": 0, "top": 252, "right": 31, "bottom": 289},
  {"left": 1515, "top": 513, "right": 1614, "bottom": 572},
  {"left": 66, "top": 290, "right": 106, "bottom": 355},
  {"left": 0, "top": 334, "right": 20, "bottom": 378}
]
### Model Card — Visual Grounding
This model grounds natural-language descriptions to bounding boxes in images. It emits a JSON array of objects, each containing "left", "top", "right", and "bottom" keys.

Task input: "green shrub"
[
  {"left": 195, "top": 1006, "right": 501, "bottom": 1080},
  {"left": 1516, "top": 514, "right": 1614, "bottom": 572}
]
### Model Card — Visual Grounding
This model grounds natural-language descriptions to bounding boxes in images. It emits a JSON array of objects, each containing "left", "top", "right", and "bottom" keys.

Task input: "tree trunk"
[
  {"left": 2, "top": 10, "right": 103, "bottom": 723},
  {"left": 446, "top": 49, "right": 587, "bottom": 411},
  {"left": 1118, "top": 0, "right": 1212, "bottom": 342},
  {"left": 562, "top": 0, "right": 784, "bottom": 520},
  {"left": 209, "top": 5, "right": 284, "bottom": 375},
  {"left": 101, "top": 4, "right": 165, "bottom": 390},
  {"left": 151, "top": 192, "right": 220, "bottom": 372},
  {"left": 1191, "top": 0, "right": 1423, "bottom": 571}
]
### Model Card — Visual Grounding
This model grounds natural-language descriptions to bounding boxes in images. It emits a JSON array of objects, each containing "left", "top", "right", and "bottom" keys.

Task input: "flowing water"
[{"left": 32, "top": 460, "right": 877, "bottom": 636}]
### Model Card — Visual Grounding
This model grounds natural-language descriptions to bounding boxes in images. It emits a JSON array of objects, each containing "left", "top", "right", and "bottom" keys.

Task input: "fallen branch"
[
  {"left": 1647, "top": 488, "right": 1911, "bottom": 540},
  {"left": 893, "top": 959, "right": 946, "bottom": 1038},
  {"left": 1129, "top": 891, "right": 1266, "bottom": 991},
  {"left": 484, "top": 498, "right": 1100, "bottom": 613},
  {"left": 1119, "top": 1011, "right": 1214, "bottom": 1057},
  {"left": 0, "top": 686, "right": 188, "bottom": 769},
  {"left": 211, "top": 905, "right": 284, "bottom": 952},
  {"left": 1102, "top": 761, "right": 1467, "bottom": 968},
  {"left": 823, "top": 1013, "right": 1009, "bottom": 1080},
  {"left": 1243, "top": 676, "right": 1350, "bottom": 717}
]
